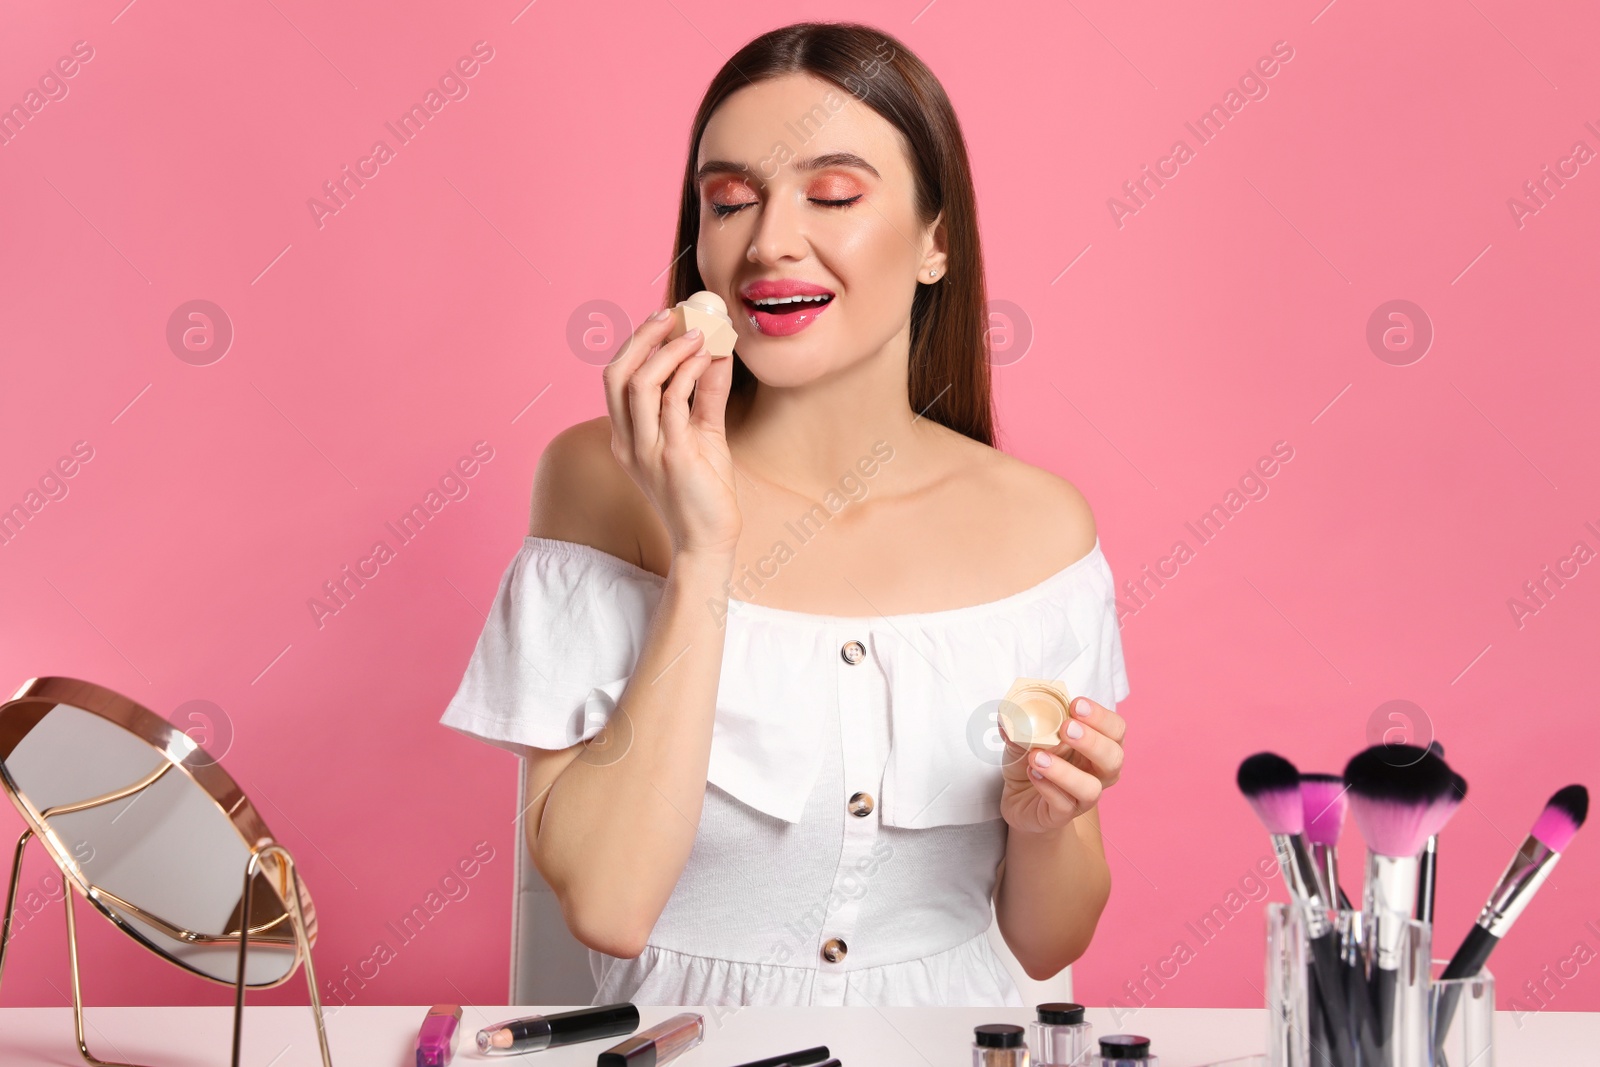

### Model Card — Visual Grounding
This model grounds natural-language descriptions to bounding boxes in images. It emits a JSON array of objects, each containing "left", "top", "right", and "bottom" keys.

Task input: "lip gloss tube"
[
  {"left": 597, "top": 1012, "right": 705, "bottom": 1066},
  {"left": 476, "top": 1003, "right": 640, "bottom": 1055},
  {"left": 416, "top": 1004, "right": 462, "bottom": 1067}
]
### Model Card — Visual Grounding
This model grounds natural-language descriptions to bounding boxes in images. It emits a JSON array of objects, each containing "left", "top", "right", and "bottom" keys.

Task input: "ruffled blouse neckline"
[{"left": 520, "top": 534, "right": 1107, "bottom": 627}]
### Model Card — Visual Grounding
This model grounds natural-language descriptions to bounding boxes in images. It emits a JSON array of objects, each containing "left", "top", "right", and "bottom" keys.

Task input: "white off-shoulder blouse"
[{"left": 439, "top": 535, "right": 1130, "bottom": 1007}]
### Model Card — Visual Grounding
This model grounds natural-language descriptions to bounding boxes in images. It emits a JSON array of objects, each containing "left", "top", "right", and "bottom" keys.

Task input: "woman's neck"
[{"left": 724, "top": 377, "right": 960, "bottom": 504}]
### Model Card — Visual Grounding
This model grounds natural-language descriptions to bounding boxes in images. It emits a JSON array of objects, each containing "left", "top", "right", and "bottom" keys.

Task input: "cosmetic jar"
[
  {"left": 1097, "top": 1033, "right": 1158, "bottom": 1066},
  {"left": 1030, "top": 1002, "right": 1092, "bottom": 1066},
  {"left": 1000, "top": 678, "right": 1072, "bottom": 746},
  {"left": 973, "top": 1023, "right": 1030, "bottom": 1066}
]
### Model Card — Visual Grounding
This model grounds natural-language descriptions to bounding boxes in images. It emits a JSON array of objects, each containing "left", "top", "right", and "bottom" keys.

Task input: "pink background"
[{"left": 2, "top": 0, "right": 1597, "bottom": 1016}]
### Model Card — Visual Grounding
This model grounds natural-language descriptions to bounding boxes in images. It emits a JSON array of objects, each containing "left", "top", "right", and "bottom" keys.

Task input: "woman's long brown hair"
[{"left": 668, "top": 21, "right": 995, "bottom": 448}]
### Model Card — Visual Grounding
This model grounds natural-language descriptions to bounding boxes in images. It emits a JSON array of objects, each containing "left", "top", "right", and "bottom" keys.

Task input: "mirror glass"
[{"left": 0, "top": 696, "right": 304, "bottom": 986}]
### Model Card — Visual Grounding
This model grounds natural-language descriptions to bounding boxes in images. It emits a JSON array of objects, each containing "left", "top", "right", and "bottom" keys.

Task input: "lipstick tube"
[{"left": 476, "top": 1002, "right": 640, "bottom": 1056}]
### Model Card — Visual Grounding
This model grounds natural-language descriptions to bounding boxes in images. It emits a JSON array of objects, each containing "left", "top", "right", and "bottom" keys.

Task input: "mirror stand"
[{"left": 2, "top": 828, "right": 335, "bottom": 1067}]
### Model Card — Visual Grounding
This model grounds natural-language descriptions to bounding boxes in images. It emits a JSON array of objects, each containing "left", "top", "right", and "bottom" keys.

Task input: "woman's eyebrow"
[{"left": 695, "top": 151, "right": 882, "bottom": 184}]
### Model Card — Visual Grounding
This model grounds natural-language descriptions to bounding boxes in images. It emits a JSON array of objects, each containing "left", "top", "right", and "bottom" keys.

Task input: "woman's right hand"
[{"left": 602, "top": 308, "right": 741, "bottom": 561}]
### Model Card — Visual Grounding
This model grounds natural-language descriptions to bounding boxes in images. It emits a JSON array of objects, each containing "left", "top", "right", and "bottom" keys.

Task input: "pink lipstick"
[{"left": 740, "top": 278, "right": 834, "bottom": 337}]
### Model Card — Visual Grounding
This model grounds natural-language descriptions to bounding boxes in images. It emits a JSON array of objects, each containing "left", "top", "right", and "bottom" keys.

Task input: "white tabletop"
[{"left": 0, "top": 1004, "right": 1592, "bottom": 1066}]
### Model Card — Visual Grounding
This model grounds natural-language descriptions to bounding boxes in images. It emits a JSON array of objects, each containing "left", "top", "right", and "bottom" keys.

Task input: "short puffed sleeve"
[
  {"left": 1058, "top": 541, "right": 1130, "bottom": 713},
  {"left": 438, "top": 537, "right": 664, "bottom": 755}
]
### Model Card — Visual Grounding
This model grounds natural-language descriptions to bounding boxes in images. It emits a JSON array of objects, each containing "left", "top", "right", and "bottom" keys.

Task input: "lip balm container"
[
  {"left": 973, "top": 1023, "right": 1030, "bottom": 1066},
  {"left": 1031, "top": 1002, "right": 1092, "bottom": 1066},
  {"left": 1097, "top": 1034, "right": 1158, "bottom": 1066}
]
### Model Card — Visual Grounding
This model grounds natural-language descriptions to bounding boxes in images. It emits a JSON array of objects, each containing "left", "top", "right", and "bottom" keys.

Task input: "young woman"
[{"left": 441, "top": 21, "right": 1130, "bottom": 1007}]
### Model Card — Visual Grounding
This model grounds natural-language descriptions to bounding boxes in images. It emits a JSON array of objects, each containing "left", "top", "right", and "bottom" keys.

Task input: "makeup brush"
[
  {"left": 1433, "top": 783, "right": 1589, "bottom": 1053},
  {"left": 1238, "top": 753, "right": 1351, "bottom": 1067},
  {"left": 1414, "top": 741, "right": 1449, "bottom": 925},
  {"left": 1300, "top": 769, "right": 1382, "bottom": 1063},
  {"left": 1238, "top": 754, "right": 1324, "bottom": 905},
  {"left": 1300, "top": 772, "right": 1350, "bottom": 911},
  {"left": 1415, "top": 769, "right": 1464, "bottom": 928},
  {"left": 1343, "top": 743, "right": 1462, "bottom": 1057}
]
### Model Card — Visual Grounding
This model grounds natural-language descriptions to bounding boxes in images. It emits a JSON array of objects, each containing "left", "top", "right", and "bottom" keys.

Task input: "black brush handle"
[
  {"left": 1372, "top": 963, "right": 1398, "bottom": 1056},
  {"left": 1308, "top": 932, "right": 1354, "bottom": 1067},
  {"left": 1434, "top": 924, "right": 1500, "bottom": 1060},
  {"left": 1309, "top": 965, "right": 1353, "bottom": 1067},
  {"left": 1440, "top": 923, "right": 1498, "bottom": 981},
  {"left": 1416, "top": 843, "right": 1437, "bottom": 924},
  {"left": 727, "top": 1048, "right": 832, "bottom": 1067},
  {"left": 1345, "top": 953, "right": 1383, "bottom": 1066},
  {"left": 1307, "top": 956, "right": 1332, "bottom": 1067}
]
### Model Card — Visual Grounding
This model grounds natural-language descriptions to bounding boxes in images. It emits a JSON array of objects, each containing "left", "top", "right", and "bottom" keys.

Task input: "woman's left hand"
[{"left": 998, "top": 695, "right": 1126, "bottom": 834}]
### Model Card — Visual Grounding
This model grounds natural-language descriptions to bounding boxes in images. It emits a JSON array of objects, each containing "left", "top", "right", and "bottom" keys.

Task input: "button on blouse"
[{"left": 439, "top": 535, "right": 1130, "bottom": 1006}]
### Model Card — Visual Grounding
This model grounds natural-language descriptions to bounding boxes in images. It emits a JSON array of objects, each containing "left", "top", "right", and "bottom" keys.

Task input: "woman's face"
[{"left": 694, "top": 72, "right": 945, "bottom": 388}]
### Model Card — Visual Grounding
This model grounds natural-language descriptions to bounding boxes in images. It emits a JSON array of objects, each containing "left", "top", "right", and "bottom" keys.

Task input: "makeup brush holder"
[
  {"left": 1266, "top": 903, "right": 1480, "bottom": 1067},
  {"left": 1428, "top": 964, "right": 1494, "bottom": 1067}
]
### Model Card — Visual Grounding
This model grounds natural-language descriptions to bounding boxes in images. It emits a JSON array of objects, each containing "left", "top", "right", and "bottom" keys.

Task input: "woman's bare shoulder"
[
  {"left": 527, "top": 415, "right": 656, "bottom": 570},
  {"left": 960, "top": 439, "right": 1100, "bottom": 569}
]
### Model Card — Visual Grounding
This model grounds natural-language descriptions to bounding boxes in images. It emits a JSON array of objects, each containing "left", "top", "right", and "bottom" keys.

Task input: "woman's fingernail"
[
  {"left": 1066, "top": 721, "right": 1085, "bottom": 740},
  {"left": 685, "top": 327, "right": 701, "bottom": 338},
  {"left": 1033, "top": 751, "right": 1051, "bottom": 768},
  {"left": 1074, "top": 698, "right": 1094, "bottom": 718},
  {"left": 650, "top": 308, "right": 671, "bottom": 321}
]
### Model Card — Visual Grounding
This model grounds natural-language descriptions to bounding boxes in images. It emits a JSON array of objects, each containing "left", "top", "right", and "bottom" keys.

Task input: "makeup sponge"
[{"left": 667, "top": 291, "right": 738, "bottom": 358}]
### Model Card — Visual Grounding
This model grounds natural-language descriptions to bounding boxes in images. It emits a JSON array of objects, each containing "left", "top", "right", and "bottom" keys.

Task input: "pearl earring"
[{"left": 928, "top": 269, "right": 938, "bottom": 278}]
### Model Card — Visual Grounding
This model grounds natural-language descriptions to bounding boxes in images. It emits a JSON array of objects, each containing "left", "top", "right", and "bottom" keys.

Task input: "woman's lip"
[
  {"left": 742, "top": 294, "right": 834, "bottom": 337},
  {"left": 740, "top": 280, "right": 835, "bottom": 299}
]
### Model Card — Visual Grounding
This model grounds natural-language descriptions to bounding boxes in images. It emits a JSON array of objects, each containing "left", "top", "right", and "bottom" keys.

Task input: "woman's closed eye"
[{"left": 709, "top": 195, "right": 863, "bottom": 218}]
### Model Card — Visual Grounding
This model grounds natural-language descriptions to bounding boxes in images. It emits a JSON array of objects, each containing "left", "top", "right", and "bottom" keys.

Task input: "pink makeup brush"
[
  {"left": 1414, "top": 740, "right": 1448, "bottom": 924},
  {"left": 1300, "top": 772, "right": 1350, "bottom": 911},
  {"left": 1434, "top": 784, "right": 1587, "bottom": 1061},
  {"left": 1343, "top": 743, "right": 1463, "bottom": 1054},
  {"left": 1440, "top": 784, "right": 1588, "bottom": 980},
  {"left": 1238, "top": 753, "right": 1324, "bottom": 910},
  {"left": 1239, "top": 753, "right": 1351, "bottom": 1067}
]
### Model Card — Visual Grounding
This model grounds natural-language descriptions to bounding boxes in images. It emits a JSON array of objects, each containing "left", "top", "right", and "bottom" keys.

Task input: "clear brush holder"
[
  {"left": 1265, "top": 902, "right": 1484, "bottom": 1067},
  {"left": 1428, "top": 963, "right": 1494, "bottom": 1067}
]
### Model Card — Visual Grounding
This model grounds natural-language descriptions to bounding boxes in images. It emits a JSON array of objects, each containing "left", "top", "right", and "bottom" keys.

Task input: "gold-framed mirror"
[{"left": 0, "top": 676, "right": 334, "bottom": 1067}]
